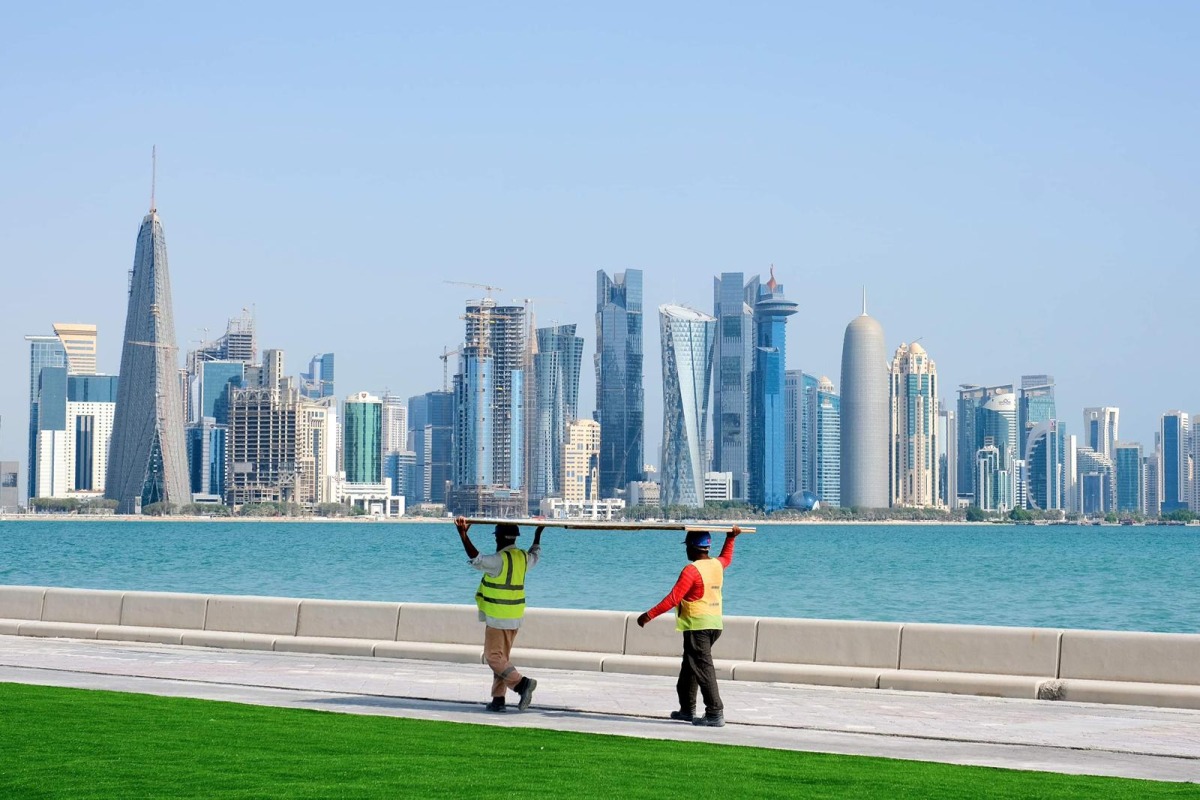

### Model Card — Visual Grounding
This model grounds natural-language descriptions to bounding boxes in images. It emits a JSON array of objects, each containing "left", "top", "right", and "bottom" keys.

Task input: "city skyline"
[{"left": 2, "top": 5, "right": 1198, "bottom": 481}]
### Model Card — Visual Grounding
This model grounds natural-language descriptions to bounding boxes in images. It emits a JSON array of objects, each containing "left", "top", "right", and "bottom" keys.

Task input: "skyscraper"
[
  {"left": 659, "top": 305, "right": 716, "bottom": 509},
  {"left": 344, "top": 392, "right": 383, "bottom": 485},
  {"left": 25, "top": 325, "right": 98, "bottom": 501},
  {"left": 1145, "top": 451, "right": 1162, "bottom": 517},
  {"left": 450, "top": 300, "right": 527, "bottom": 515},
  {"left": 712, "top": 272, "right": 757, "bottom": 501},
  {"left": 839, "top": 296, "right": 888, "bottom": 509},
  {"left": 1160, "top": 410, "right": 1190, "bottom": 513},
  {"left": 595, "top": 270, "right": 644, "bottom": 498},
  {"left": 783, "top": 370, "right": 808, "bottom": 495},
  {"left": 1082, "top": 407, "right": 1120, "bottom": 462},
  {"left": 106, "top": 199, "right": 191, "bottom": 513},
  {"left": 1077, "top": 446, "right": 1115, "bottom": 515},
  {"left": 889, "top": 342, "right": 940, "bottom": 507},
  {"left": 955, "top": 385, "right": 985, "bottom": 504},
  {"left": 1114, "top": 441, "right": 1144, "bottom": 513},
  {"left": 1025, "top": 419, "right": 1064, "bottom": 511},
  {"left": 380, "top": 393, "right": 408, "bottom": 455},
  {"left": 815, "top": 377, "right": 841, "bottom": 507},
  {"left": 52, "top": 323, "right": 98, "bottom": 376},
  {"left": 940, "top": 408, "right": 958, "bottom": 507},
  {"left": 300, "top": 353, "right": 336, "bottom": 400},
  {"left": 749, "top": 270, "right": 799, "bottom": 512},
  {"left": 0, "top": 462, "right": 18, "bottom": 512},
  {"left": 530, "top": 324, "right": 584, "bottom": 504},
  {"left": 561, "top": 419, "right": 601, "bottom": 503},
  {"left": 1018, "top": 376, "right": 1056, "bottom": 459}
]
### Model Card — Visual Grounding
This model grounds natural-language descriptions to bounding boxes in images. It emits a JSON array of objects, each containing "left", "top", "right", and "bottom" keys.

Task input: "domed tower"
[{"left": 839, "top": 291, "right": 889, "bottom": 509}]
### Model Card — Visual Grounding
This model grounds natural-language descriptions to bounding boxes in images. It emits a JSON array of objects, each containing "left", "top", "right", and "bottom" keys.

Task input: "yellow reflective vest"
[
  {"left": 676, "top": 557, "right": 723, "bottom": 631},
  {"left": 475, "top": 548, "right": 528, "bottom": 620}
]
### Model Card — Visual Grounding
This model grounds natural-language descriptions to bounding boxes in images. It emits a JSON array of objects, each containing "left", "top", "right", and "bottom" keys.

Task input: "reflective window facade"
[
  {"left": 659, "top": 305, "right": 715, "bottom": 508},
  {"left": 595, "top": 270, "right": 644, "bottom": 497},
  {"left": 344, "top": 394, "right": 383, "bottom": 485}
]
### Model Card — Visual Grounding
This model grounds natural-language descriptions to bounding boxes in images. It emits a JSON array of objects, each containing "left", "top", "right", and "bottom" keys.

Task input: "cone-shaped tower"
[
  {"left": 839, "top": 294, "right": 889, "bottom": 508},
  {"left": 105, "top": 197, "right": 191, "bottom": 513}
]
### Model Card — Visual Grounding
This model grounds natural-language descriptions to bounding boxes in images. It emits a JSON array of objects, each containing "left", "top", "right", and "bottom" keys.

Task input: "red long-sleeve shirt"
[{"left": 644, "top": 536, "right": 737, "bottom": 622}]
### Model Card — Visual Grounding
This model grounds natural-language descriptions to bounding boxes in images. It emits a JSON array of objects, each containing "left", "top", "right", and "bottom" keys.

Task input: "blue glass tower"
[
  {"left": 712, "top": 273, "right": 758, "bottom": 501},
  {"left": 1114, "top": 442, "right": 1144, "bottom": 513},
  {"left": 300, "top": 353, "right": 335, "bottom": 400},
  {"left": 1025, "top": 419, "right": 1064, "bottom": 510},
  {"left": 1018, "top": 376, "right": 1055, "bottom": 460},
  {"left": 595, "top": 270, "right": 644, "bottom": 498},
  {"left": 1160, "top": 411, "right": 1190, "bottom": 513},
  {"left": 25, "top": 335, "right": 66, "bottom": 500},
  {"left": 749, "top": 271, "right": 798, "bottom": 512}
]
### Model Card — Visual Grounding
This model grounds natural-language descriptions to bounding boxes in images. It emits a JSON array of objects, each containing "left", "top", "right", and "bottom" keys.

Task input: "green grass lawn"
[{"left": 0, "top": 682, "right": 1196, "bottom": 799}]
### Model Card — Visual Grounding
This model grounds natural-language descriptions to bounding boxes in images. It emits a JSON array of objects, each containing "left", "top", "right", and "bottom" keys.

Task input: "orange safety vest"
[{"left": 676, "top": 557, "right": 723, "bottom": 631}]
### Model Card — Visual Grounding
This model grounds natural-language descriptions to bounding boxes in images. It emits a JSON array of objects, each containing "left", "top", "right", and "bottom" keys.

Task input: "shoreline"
[{"left": 0, "top": 515, "right": 1181, "bottom": 527}]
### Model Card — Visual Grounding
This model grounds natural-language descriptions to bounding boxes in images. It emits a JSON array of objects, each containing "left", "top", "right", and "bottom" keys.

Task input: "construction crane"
[
  {"left": 437, "top": 346, "right": 462, "bottom": 392},
  {"left": 444, "top": 280, "right": 503, "bottom": 300}
]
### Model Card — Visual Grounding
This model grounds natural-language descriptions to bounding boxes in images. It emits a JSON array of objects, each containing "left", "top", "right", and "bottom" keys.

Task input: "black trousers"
[{"left": 677, "top": 629, "right": 723, "bottom": 715}]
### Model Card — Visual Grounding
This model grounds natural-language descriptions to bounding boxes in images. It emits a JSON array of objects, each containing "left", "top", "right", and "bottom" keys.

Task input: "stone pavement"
[{"left": 1, "top": 635, "right": 1198, "bottom": 783}]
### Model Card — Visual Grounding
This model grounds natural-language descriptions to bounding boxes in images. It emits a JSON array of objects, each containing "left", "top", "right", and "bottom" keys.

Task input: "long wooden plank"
[{"left": 460, "top": 517, "right": 756, "bottom": 533}]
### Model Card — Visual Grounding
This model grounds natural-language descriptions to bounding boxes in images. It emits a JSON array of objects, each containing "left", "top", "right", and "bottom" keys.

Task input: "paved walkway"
[{"left": 1, "top": 635, "right": 1199, "bottom": 783}]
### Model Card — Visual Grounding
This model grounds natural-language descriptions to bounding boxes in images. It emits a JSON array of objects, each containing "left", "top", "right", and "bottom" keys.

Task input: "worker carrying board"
[
  {"left": 637, "top": 526, "right": 742, "bottom": 727},
  {"left": 455, "top": 516, "right": 543, "bottom": 713}
]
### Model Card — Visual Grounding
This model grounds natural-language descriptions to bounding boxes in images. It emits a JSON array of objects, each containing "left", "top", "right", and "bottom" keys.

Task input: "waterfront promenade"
[{"left": 1, "top": 636, "right": 1197, "bottom": 783}]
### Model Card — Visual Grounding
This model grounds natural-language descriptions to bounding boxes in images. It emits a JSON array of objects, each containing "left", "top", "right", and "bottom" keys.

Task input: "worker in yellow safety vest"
[
  {"left": 455, "top": 516, "right": 543, "bottom": 712},
  {"left": 637, "top": 527, "right": 741, "bottom": 727}
]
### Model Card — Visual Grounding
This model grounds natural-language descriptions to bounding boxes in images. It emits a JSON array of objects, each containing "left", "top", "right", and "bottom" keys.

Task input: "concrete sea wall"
[{"left": 3, "top": 585, "right": 1199, "bottom": 710}]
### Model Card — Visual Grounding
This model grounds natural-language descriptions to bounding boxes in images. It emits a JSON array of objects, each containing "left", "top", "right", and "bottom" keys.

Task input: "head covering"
[
  {"left": 494, "top": 523, "right": 521, "bottom": 540},
  {"left": 683, "top": 531, "right": 712, "bottom": 548}
]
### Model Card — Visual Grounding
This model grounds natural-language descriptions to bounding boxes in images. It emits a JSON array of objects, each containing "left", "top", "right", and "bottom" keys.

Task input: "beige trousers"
[{"left": 484, "top": 626, "right": 524, "bottom": 698}]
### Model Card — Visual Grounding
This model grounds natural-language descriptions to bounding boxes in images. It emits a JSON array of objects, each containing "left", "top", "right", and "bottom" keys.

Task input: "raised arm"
[{"left": 455, "top": 516, "right": 479, "bottom": 559}]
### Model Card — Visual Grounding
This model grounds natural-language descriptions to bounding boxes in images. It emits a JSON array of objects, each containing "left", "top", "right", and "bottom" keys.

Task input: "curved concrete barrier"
[{"left": 3, "top": 583, "right": 1200, "bottom": 710}]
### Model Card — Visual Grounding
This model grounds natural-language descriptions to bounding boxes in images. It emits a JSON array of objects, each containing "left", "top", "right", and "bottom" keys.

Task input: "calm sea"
[{"left": 1, "top": 520, "right": 1197, "bottom": 633}]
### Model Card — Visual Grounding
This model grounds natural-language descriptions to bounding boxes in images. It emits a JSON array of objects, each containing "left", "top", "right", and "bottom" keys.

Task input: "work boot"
[
  {"left": 669, "top": 710, "right": 695, "bottom": 722},
  {"left": 485, "top": 697, "right": 506, "bottom": 713},
  {"left": 692, "top": 712, "right": 725, "bottom": 727},
  {"left": 516, "top": 677, "right": 538, "bottom": 711}
]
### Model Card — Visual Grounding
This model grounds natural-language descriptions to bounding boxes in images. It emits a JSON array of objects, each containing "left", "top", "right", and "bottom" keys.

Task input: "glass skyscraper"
[
  {"left": 784, "top": 370, "right": 816, "bottom": 496},
  {"left": 595, "top": 270, "right": 643, "bottom": 498},
  {"left": 1083, "top": 407, "right": 1120, "bottom": 462},
  {"left": 712, "top": 273, "right": 757, "bottom": 501},
  {"left": 1160, "top": 410, "right": 1190, "bottom": 513},
  {"left": 300, "top": 353, "right": 335, "bottom": 400},
  {"left": 748, "top": 272, "right": 798, "bottom": 512},
  {"left": 1018, "top": 376, "right": 1056, "bottom": 460},
  {"left": 816, "top": 377, "right": 841, "bottom": 507},
  {"left": 1114, "top": 441, "right": 1144, "bottom": 513},
  {"left": 889, "top": 342, "right": 940, "bottom": 508},
  {"left": 659, "top": 305, "right": 716, "bottom": 508},
  {"left": 1025, "top": 419, "right": 1064, "bottom": 510},
  {"left": 25, "top": 334, "right": 66, "bottom": 500},
  {"left": 343, "top": 392, "right": 383, "bottom": 485},
  {"left": 530, "top": 324, "right": 584, "bottom": 503},
  {"left": 106, "top": 203, "right": 191, "bottom": 513}
]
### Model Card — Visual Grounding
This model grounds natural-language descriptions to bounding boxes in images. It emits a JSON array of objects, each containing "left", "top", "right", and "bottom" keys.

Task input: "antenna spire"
[
  {"left": 862, "top": 286, "right": 867, "bottom": 315},
  {"left": 150, "top": 145, "right": 157, "bottom": 213}
]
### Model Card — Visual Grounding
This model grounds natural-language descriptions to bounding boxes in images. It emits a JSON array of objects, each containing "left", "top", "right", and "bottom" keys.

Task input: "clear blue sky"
[{"left": 2, "top": 2, "right": 1197, "bottom": 480}]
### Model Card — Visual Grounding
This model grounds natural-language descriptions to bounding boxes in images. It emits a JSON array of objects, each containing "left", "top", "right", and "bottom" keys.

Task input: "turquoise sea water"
[{"left": 1, "top": 520, "right": 1198, "bottom": 633}]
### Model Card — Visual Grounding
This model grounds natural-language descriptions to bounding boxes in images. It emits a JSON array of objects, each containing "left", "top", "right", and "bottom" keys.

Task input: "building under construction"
[{"left": 448, "top": 299, "right": 530, "bottom": 516}]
